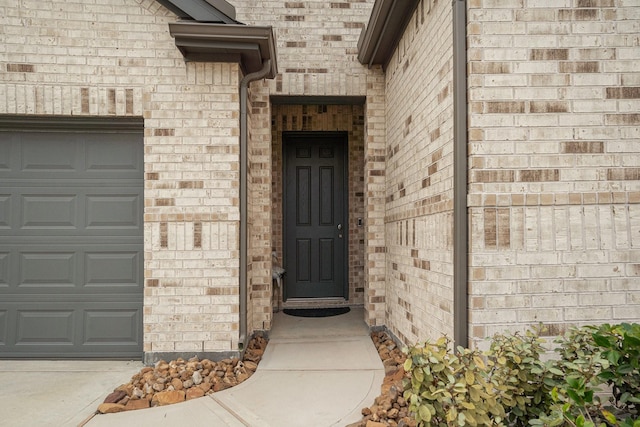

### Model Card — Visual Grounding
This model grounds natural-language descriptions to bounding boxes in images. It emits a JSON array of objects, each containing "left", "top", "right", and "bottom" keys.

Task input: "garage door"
[{"left": 0, "top": 118, "right": 144, "bottom": 359}]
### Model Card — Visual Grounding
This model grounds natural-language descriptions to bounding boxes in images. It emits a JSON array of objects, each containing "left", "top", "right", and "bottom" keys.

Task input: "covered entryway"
[
  {"left": 0, "top": 118, "right": 144, "bottom": 359},
  {"left": 283, "top": 132, "right": 348, "bottom": 300},
  {"left": 269, "top": 102, "right": 367, "bottom": 311}
]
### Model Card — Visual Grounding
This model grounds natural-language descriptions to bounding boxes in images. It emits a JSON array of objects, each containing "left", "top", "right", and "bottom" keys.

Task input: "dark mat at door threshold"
[{"left": 283, "top": 307, "right": 351, "bottom": 318}]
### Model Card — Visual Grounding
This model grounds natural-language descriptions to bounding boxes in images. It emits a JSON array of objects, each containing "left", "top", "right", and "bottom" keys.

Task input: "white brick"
[
  {"left": 531, "top": 293, "right": 578, "bottom": 308},
  {"left": 579, "top": 292, "right": 626, "bottom": 306},
  {"left": 565, "top": 307, "right": 613, "bottom": 321},
  {"left": 517, "top": 308, "right": 564, "bottom": 322}
]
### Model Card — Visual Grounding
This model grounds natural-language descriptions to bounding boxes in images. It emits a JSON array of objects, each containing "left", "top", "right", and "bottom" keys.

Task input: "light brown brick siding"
[
  {"left": 467, "top": 0, "right": 640, "bottom": 348},
  {"left": 383, "top": 0, "right": 455, "bottom": 344}
]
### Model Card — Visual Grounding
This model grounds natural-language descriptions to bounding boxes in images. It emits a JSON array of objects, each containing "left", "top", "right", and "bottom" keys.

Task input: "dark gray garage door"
[{"left": 0, "top": 118, "right": 143, "bottom": 359}]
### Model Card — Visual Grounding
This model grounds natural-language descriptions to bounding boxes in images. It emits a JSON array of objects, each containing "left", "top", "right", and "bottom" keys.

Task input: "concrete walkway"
[
  {"left": 0, "top": 359, "right": 144, "bottom": 426},
  {"left": 0, "top": 307, "right": 384, "bottom": 426}
]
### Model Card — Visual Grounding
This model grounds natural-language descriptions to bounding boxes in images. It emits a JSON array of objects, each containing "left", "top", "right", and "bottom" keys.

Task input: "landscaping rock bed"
[
  {"left": 96, "top": 330, "right": 416, "bottom": 426},
  {"left": 97, "top": 334, "right": 268, "bottom": 414},
  {"left": 350, "top": 331, "right": 416, "bottom": 427}
]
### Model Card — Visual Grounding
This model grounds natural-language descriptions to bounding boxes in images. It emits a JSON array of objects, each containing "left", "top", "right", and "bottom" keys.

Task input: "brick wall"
[
  {"left": 467, "top": 0, "right": 640, "bottom": 348},
  {"left": 144, "top": 63, "right": 242, "bottom": 357},
  {"left": 364, "top": 72, "right": 388, "bottom": 327},
  {"left": 1, "top": 0, "right": 245, "bottom": 359},
  {"left": 236, "top": 0, "right": 374, "bottom": 98},
  {"left": 383, "top": 0, "right": 456, "bottom": 344},
  {"left": 247, "top": 81, "right": 273, "bottom": 332}
]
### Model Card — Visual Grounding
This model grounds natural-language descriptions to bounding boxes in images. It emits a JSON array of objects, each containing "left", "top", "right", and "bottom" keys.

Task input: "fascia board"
[{"left": 358, "top": 0, "right": 419, "bottom": 69}]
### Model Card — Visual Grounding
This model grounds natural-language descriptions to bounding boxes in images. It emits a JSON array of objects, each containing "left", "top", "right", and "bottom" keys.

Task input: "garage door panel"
[
  {"left": 16, "top": 309, "right": 76, "bottom": 345},
  {"left": 0, "top": 310, "right": 7, "bottom": 345},
  {"left": 85, "top": 251, "right": 141, "bottom": 289},
  {"left": 0, "top": 186, "right": 142, "bottom": 236},
  {"left": 86, "top": 194, "right": 141, "bottom": 229},
  {"left": 21, "top": 194, "right": 78, "bottom": 229},
  {"left": 85, "top": 135, "right": 143, "bottom": 175},
  {"left": 20, "top": 135, "right": 80, "bottom": 172},
  {"left": 1, "top": 244, "right": 142, "bottom": 294},
  {"left": 20, "top": 251, "right": 77, "bottom": 288},
  {"left": 2, "top": 301, "right": 142, "bottom": 358},
  {"left": 83, "top": 309, "right": 140, "bottom": 345},
  {"left": 0, "top": 252, "right": 8, "bottom": 288},
  {"left": 0, "top": 138, "right": 11, "bottom": 170},
  {"left": 1, "top": 131, "right": 143, "bottom": 180},
  {"left": 0, "top": 194, "right": 10, "bottom": 229}
]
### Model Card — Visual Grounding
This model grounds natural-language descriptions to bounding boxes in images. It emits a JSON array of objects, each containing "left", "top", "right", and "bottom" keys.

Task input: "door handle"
[{"left": 337, "top": 223, "right": 343, "bottom": 231}]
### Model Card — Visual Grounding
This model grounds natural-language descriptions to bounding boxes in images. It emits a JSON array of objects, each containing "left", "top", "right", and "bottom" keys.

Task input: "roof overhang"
[
  {"left": 156, "top": 0, "right": 237, "bottom": 23},
  {"left": 169, "top": 22, "right": 278, "bottom": 78},
  {"left": 357, "top": 0, "right": 420, "bottom": 69}
]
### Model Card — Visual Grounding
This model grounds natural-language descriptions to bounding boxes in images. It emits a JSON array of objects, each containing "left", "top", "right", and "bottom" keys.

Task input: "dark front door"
[{"left": 284, "top": 132, "right": 348, "bottom": 300}]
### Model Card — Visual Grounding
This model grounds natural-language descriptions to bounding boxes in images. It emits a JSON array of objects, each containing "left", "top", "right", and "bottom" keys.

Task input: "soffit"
[
  {"left": 169, "top": 22, "right": 278, "bottom": 78},
  {"left": 357, "top": 0, "right": 420, "bottom": 70}
]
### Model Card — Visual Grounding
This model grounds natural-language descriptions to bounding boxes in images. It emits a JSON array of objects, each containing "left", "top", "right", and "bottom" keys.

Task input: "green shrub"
[
  {"left": 403, "top": 336, "right": 506, "bottom": 426},
  {"left": 486, "top": 330, "right": 553, "bottom": 425},
  {"left": 593, "top": 323, "right": 640, "bottom": 413},
  {"left": 402, "top": 323, "right": 640, "bottom": 427},
  {"left": 532, "top": 326, "right": 610, "bottom": 427},
  {"left": 533, "top": 323, "right": 640, "bottom": 427}
]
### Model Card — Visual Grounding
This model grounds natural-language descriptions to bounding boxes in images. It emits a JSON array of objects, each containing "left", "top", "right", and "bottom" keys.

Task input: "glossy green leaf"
[
  {"left": 598, "top": 371, "right": 616, "bottom": 380},
  {"left": 584, "top": 389, "right": 593, "bottom": 403},
  {"left": 606, "top": 350, "right": 622, "bottom": 365},
  {"left": 567, "top": 389, "right": 583, "bottom": 405},
  {"left": 617, "top": 364, "right": 634, "bottom": 374},
  {"left": 549, "top": 367, "right": 564, "bottom": 376},
  {"left": 592, "top": 334, "right": 612, "bottom": 348},
  {"left": 624, "top": 334, "right": 640, "bottom": 346}
]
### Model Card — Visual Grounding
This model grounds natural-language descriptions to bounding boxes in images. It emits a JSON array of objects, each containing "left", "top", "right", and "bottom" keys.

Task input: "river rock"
[
  {"left": 192, "top": 370, "right": 203, "bottom": 385},
  {"left": 186, "top": 387, "right": 205, "bottom": 400},
  {"left": 152, "top": 390, "right": 185, "bottom": 406},
  {"left": 125, "top": 399, "right": 150, "bottom": 411},
  {"left": 103, "top": 390, "right": 127, "bottom": 404},
  {"left": 98, "top": 403, "right": 126, "bottom": 414},
  {"left": 171, "top": 378, "right": 183, "bottom": 390}
]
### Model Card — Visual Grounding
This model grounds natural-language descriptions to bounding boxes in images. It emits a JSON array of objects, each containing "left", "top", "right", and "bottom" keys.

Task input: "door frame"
[{"left": 282, "top": 131, "right": 349, "bottom": 302}]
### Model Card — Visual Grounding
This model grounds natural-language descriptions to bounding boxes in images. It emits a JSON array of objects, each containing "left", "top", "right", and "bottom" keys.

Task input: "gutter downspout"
[
  {"left": 452, "top": 0, "right": 468, "bottom": 349},
  {"left": 239, "top": 59, "right": 272, "bottom": 351}
]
